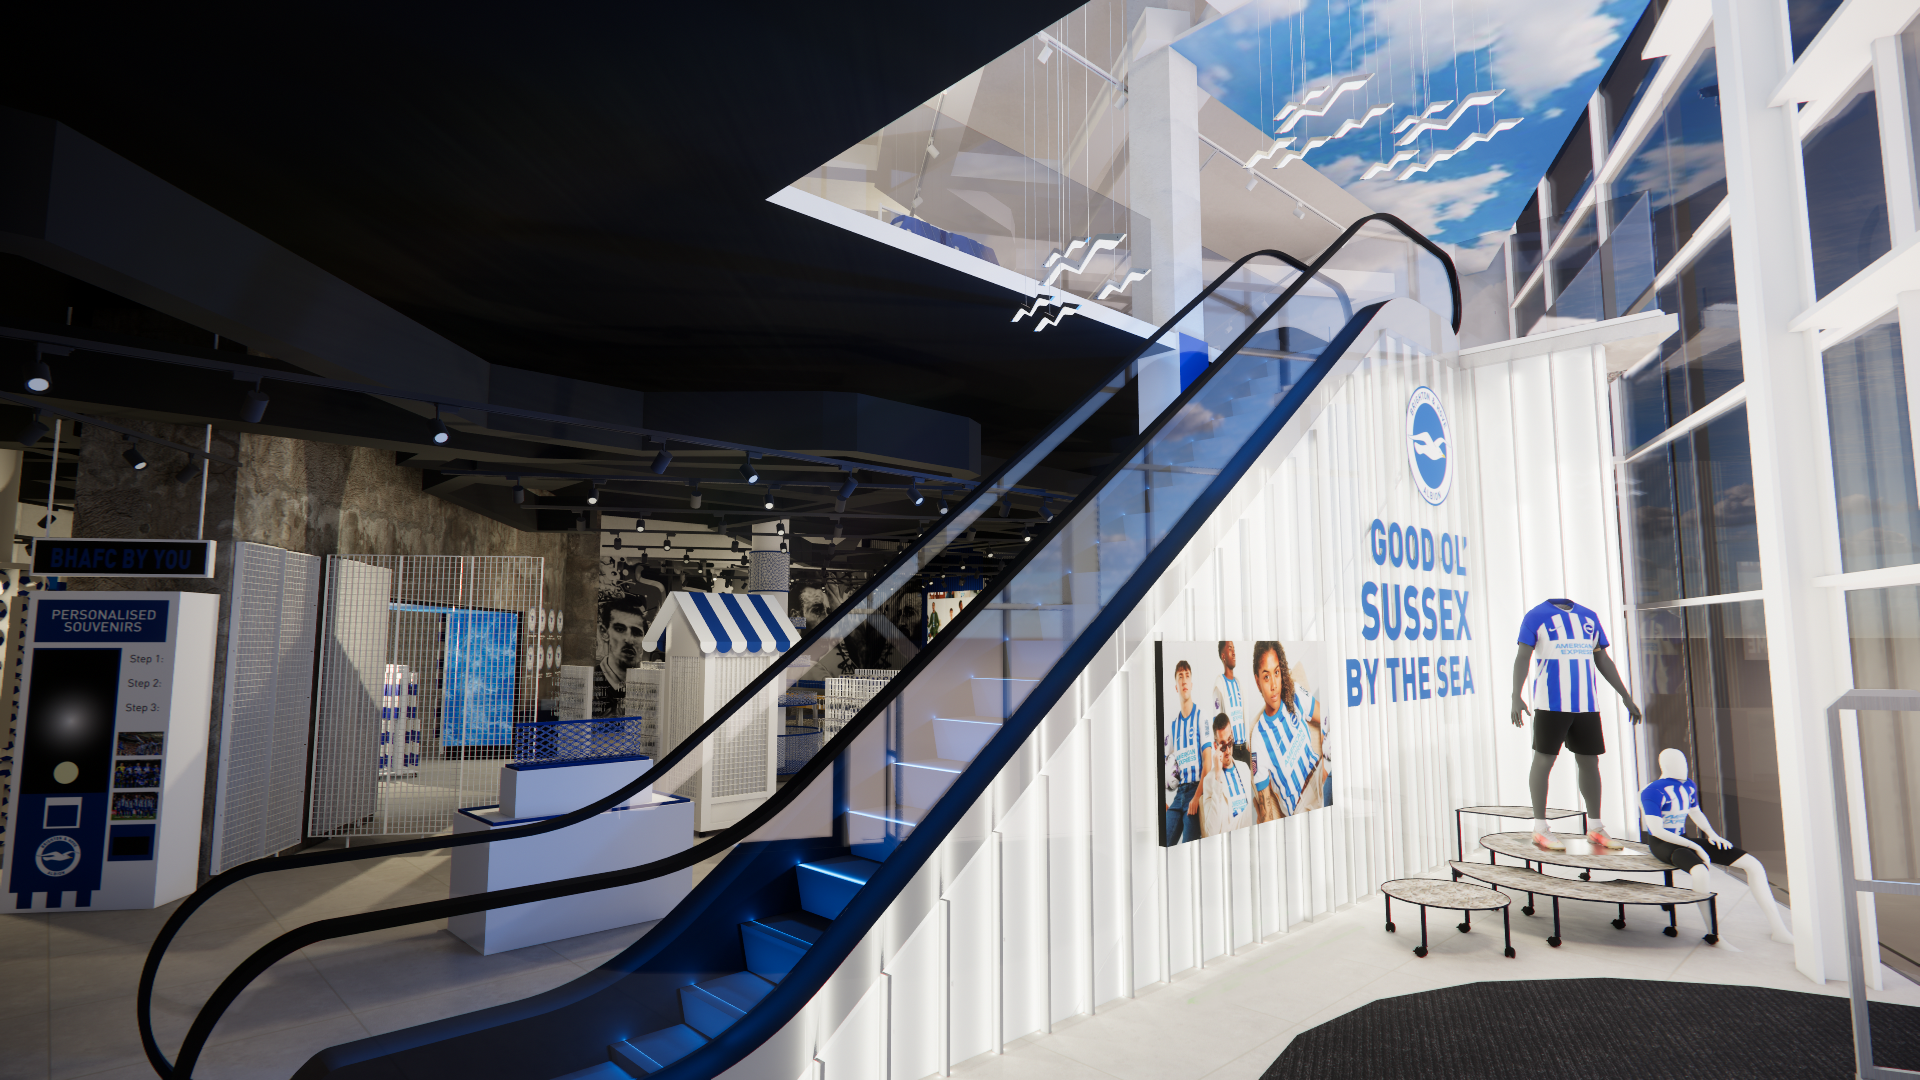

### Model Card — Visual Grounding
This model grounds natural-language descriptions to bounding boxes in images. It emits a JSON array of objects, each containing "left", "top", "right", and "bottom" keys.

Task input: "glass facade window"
[
  {"left": 1844, "top": 584, "right": 1920, "bottom": 970},
  {"left": 1673, "top": 407, "right": 1761, "bottom": 597},
  {"left": 1627, "top": 450, "right": 1681, "bottom": 605},
  {"left": 1601, "top": 1, "right": 1666, "bottom": 147},
  {"left": 1825, "top": 316, "right": 1920, "bottom": 573},
  {"left": 1789, "top": 0, "right": 1846, "bottom": 60},
  {"left": 1619, "top": 232, "right": 1743, "bottom": 450},
  {"left": 1547, "top": 109, "right": 1595, "bottom": 227},
  {"left": 1613, "top": 49, "right": 1725, "bottom": 280},
  {"left": 1609, "top": 193, "right": 1657, "bottom": 314},
  {"left": 1544, "top": 210, "right": 1603, "bottom": 324},
  {"left": 1514, "top": 276, "right": 1546, "bottom": 339},
  {"left": 1512, "top": 191, "right": 1544, "bottom": 286},
  {"left": 1635, "top": 601, "right": 1784, "bottom": 885},
  {"left": 1802, "top": 80, "right": 1891, "bottom": 300}
]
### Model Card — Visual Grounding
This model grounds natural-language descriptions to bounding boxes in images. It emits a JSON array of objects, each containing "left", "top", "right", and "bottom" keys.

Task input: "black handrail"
[{"left": 138, "top": 214, "right": 1455, "bottom": 1078}]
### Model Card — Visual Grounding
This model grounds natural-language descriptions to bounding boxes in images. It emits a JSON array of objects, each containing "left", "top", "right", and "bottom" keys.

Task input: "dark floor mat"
[{"left": 1264, "top": 978, "right": 1920, "bottom": 1080}]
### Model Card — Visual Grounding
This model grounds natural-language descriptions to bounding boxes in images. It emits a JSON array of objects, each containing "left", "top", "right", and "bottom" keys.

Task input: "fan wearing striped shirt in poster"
[
  {"left": 1248, "top": 640, "right": 1328, "bottom": 820},
  {"left": 1510, "top": 599, "right": 1642, "bottom": 853}
]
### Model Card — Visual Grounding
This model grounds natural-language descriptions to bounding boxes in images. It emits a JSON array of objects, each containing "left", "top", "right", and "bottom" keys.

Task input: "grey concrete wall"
[{"left": 69, "top": 423, "right": 599, "bottom": 873}]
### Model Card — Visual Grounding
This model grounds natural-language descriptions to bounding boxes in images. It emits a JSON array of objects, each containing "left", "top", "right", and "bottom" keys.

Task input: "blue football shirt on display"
[
  {"left": 1517, "top": 600, "right": 1610, "bottom": 712},
  {"left": 1640, "top": 777, "right": 1699, "bottom": 835}
]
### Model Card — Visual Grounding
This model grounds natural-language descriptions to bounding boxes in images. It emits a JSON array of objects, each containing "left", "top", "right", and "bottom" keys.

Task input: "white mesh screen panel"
[
  {"left": 309, "top": 555, "right": 544, "bottom": 837},
  {"left": 212, "top": 544, "right": 321, "bottom": 873}
]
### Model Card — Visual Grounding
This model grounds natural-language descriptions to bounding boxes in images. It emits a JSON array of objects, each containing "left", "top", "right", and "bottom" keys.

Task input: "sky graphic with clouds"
[{"left": 1174, "top": 0, "right": 1646, "bottom": 262}]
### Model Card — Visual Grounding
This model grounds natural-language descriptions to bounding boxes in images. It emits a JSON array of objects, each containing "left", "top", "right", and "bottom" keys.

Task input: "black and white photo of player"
[{"left": 593, "top": 591, "right": 652, "bottom": 718}]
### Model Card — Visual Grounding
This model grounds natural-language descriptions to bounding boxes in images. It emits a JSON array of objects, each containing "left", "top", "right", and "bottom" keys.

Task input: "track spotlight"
[
  {"left": 939, "top": 499, "right": 949, "bottom": 515},
  {"left": 687, "top": 479, "right": 702, "bottom": 509},
  {"left": 651, "top": 446, "right": 673, "bottom": 474},
  {"left": 1043, "top": 497, "right": 1054, "bottom": 521},
  {"left": 175, "top": 455, "right": 201, "bottom": 483},
  {"left": 241, "top": 381, "right": 269, "bottom": 424},
  {"left": 663, "top": 534, "right": 674, "bottom": 550},
  {"left": 587, "top": 483, "right": 601, "bottom": 506},
  {"left": 26, "top": 358, "right": 51, "bottom": 393},
  {"left": 779, "top": 539, "right": 787, "bottom": 552},
  {"left": 763, "top": 486, "right": 776, "bottom": 510},
  {"left": 731, "top": 539, "right": 740, "bottom": 552},
  {"left": 838, "top": 472, "right": 858, "bottom": 501},
  {"left": 18, "top": 411, "right": 46, "bottom": 446},
  {"left": 634, "top": 521, "right": 645, "bottom": 532},
  {"left": 123, "top": 441, "right": 148, "bottom": 471},
  {"left": 738, "top": 456, "right": 760, "bottom": 485},
  {"left": 613, "top": 532, "right": 622, "bottom": 550},
  {"left": 835, "top": 498, "right": 847, "bottom": 513},
  {"left": 513, "top": 481, "right": 526, "bottom": 504},
  {"left": 1023, "top": 526, "right": 1033, "bottom": 543},
  {"left": 907, "top": 480, "right": 923, "bottom": 506},
  {"left": 432, "top": 407, "right": 450, "bottom": 445},
  {"left": 776, "top": 521, "right": 785, "bottom": 535}
]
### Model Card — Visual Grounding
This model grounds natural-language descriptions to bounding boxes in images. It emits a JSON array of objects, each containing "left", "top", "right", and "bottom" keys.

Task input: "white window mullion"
[{"left": 1873, "top": 33, "right": 1920, "bottom": 244}]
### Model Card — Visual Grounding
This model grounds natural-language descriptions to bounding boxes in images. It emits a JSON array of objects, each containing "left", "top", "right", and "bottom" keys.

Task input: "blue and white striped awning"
[{"left": 640, "top": 591, "right": 795, "bottom": 655}]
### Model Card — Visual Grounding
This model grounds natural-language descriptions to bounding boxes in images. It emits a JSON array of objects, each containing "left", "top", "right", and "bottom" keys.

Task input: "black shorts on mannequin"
[
  {"left": 1532, "top": 709, "right": 1605, "bottom": 756},
  {"left": 1646, "top": 833, "right": 1747, "bottom": 871}
]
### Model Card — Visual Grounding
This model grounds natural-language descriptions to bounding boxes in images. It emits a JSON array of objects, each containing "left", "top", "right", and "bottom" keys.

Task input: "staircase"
[{"left": 606, "top": 857, "right": 877, "bottom": 1076}]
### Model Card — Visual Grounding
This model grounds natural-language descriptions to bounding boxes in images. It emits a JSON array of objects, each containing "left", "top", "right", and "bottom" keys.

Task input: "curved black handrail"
[{"left": 138, "top": 214, "right": 1455, "bottom": 1078}]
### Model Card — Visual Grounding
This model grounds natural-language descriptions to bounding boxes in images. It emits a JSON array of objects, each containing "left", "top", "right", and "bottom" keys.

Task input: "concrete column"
[
  {"left": 1713, "top": 0, "right": 1851, "bottom": 984},
  {"left": 1126, "top": 7, "right": 1204, "bottom": 431}
]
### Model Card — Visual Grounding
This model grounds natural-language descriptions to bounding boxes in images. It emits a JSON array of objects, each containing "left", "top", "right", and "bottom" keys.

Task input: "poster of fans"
[{"left": 1157, "top": 639, "right": 1330, "bottom": 846}]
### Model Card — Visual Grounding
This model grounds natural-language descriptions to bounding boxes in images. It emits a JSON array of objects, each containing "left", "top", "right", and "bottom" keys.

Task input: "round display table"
[
  {"left": 1458, "top": 832, "right": 1717, "bottom": 947},
  {"left": 1380, "top": 878, "right": 1515, "bottom": 959}
]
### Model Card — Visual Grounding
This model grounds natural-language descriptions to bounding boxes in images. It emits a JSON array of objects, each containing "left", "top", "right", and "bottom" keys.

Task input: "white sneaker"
[
  {"left": 1588, "top": 824, "right": 1623, "bottom": 850},
  {"left": 1532, "top": 830, "right": 1566, "bottom": 852}
]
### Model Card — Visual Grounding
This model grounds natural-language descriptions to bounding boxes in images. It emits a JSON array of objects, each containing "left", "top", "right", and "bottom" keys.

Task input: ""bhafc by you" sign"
[{"left": 31, "top": 539, "right": 215, "bottom": 579}]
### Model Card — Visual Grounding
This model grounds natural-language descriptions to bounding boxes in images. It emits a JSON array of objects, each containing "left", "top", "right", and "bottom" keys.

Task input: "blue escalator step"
[
  {"left": 797, "top": 855, "right": 879, "bottom": 919},
  {"left": 742, "top": 911, "right": 829, "bottom": 982},
  {"left": 552, "top": 1064, "right": 632, "bottom": 1080},
  {"left": 700, "top": 970, "right": 776, "bottom": 1011},
  {"left": 680, "top": 981, "right": 750, "bottom": 1038},
  {"left": 609, "top": 1024, "right": 707, "bottom": 1076}
]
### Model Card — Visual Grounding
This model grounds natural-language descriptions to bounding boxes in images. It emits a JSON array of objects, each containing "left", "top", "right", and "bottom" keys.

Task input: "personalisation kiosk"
[{"left": 2, "top": 540, "right": 220, "bottom": 912}]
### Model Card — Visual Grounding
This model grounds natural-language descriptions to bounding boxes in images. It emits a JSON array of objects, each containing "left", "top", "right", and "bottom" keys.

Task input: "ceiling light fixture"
[
  {"left": 613, "top": 532, "right": 622, "bottom": 549},
  {"left": 651, "top": 444, "right": 673, "bottom": 474},
  {"left": 939, "top": 498, "right": 950, "bottom": 515},
  {"left": 907, "top": 480, "right": 923, "bottom": 506},
  {"left": 839, "top": 472, "right": 858, "bottom": 501},
  {"left": 123, "top": 439, "right": 147, "bottom": 471},
  {"left": 241, "top": 380, "right": 270, "bottom": 424},
  {"left": 739, "top": 456, "right": 760, "bottom": 485},
  {"left": 513, "top": 481, "right": 526, "bottom": 504},
  {"left": 587, "top": 483, "right": 601, "bottom": 506},
  {"left": 688, "top": 479, "right": 702, "bottom": 509},
  {"left": 18, "top": 411, "right": 46, "bottom": 446},
  {"left": 664, "top": 533, "right": 674, "bottom": 550},
  {"left": 26, "top": 358, "right": 51, "bottom": 393},
  {"left": 763, "top": 486, "right": 776, "bottom": 510},
  {"left": 175, "top": 455, "right": 201, "bottom": 483},
  {"left": 432, "top": 406, "right": 450, "bottom": 445}
]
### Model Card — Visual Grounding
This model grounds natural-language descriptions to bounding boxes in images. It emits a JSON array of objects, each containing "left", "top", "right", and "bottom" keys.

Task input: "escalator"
[{"left": 136, "top": 214, "right": 1460, "bottom": 1080}]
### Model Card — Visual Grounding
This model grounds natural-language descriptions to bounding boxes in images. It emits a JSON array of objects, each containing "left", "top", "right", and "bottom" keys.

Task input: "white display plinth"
[
  {"left": 448, "top": 761, "right": 693, "bottom": 955},
  {"left": 499, "top": 755, "right": 652, "bottom": 819},
  {"left": 2, "top": 592, "right": 218, "bottom": 912}
]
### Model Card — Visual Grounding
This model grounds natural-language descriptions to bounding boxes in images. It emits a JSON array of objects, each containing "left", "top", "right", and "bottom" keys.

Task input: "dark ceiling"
[{"left": 0, "top": 2, "right": 1133, "bottom": 472}]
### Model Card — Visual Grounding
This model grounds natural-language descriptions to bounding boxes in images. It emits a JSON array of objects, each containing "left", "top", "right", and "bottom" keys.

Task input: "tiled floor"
[
  {"left": 3, "top": 852, "right": 1909, "bottom": 1080},
  {"left": 950, "top": 863, "right": 1920, "bottom": 1080},
  {"left": 0, "top": 844, "right": 732, "bottom": 1080}
]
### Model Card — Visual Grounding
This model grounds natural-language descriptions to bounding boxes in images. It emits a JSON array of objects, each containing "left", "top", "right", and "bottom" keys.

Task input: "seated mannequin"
[{"left": 1640, "top": 748, "right": 1793, "bottom": 944}]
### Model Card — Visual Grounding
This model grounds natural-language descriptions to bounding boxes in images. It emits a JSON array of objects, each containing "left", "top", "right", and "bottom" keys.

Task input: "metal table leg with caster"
[
  {"left": 1459, "top": 909, "right": 1473, "bottom": 934},
  {"left": 1503, "top": 906, "right": 1516, "bottom": 958},
  {"left": 1547, "top": 896, "right": 1563, "bottom": 948},
  {"left": 1385, "top": 893, "right": 1394, "bottom": 934},
  {"left": 1703, "top": 896, "right": 1719, "bottom": 945},
  {"left": 1415, "top": 905, "right": 1429, "bottom": 958},
  {"left": 1612, "top": 903, "right": 1627, "bottom": 930}
]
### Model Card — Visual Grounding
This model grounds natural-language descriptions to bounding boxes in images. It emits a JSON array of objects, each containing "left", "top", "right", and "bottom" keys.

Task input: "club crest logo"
[
  {"left": 35, "top": 835, "right": 80, "bottom": 877},
  {"left": 1405, "top": 386, "right": 1452, "bottom": 506}
]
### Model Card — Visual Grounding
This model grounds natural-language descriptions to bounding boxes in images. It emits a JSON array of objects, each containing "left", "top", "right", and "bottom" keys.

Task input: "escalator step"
[
  {"left": 892, "top": 758, "right": 965, "bottom": 810},
  {"left": 608, "top": 1024, "right": 707, "bottom": 1076},
  {"left": 797, "top": 855, "right": 879, "bottom": 919},
  {"left": 932, "top": 716, "right": 1002, "bottom": 759},
  {"left": 679, "top": 983, "right": 745, "bottom": 1039},
  {"left": 742, "top": 911, "right": 829, "bottom": 981},
  {"left": 552, "top": 1064, "right": 631, "bottom": 1080}
]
